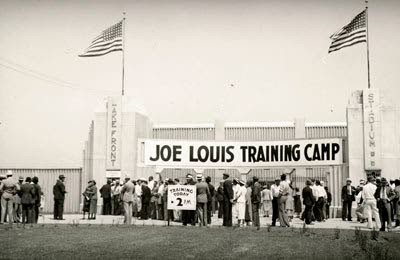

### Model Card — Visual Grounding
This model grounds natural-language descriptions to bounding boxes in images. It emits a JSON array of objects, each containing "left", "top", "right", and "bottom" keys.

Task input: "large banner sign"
[
  {"left": 167, "top": 185, "right": 196, "bottom": 210},
  {"left": 363, "top": 88, "right": 382, "bottom": 170},
  {"left": 106, "top": 97, "right": 122, "bottom": 170},
  {"left": 140, "top": 138, "right": 343, "bottom": 168}
]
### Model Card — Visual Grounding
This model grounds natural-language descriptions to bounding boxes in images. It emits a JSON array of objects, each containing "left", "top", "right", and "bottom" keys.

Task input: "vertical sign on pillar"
[
  {"left": 363, "top": 89, "right": 381, "bottom": 170},
  {"left": 106, "top": 97, "right": 122, "bottom": 171}
]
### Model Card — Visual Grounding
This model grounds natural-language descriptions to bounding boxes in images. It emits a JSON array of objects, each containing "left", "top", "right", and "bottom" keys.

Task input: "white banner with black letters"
[{"left": 139, "top": 138, "right": 343, "bottom": 168}]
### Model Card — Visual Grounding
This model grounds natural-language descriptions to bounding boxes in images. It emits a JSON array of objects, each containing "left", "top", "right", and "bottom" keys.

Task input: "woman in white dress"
[{"left": 237, "top": 180, "right": 247, "bottom": 227}]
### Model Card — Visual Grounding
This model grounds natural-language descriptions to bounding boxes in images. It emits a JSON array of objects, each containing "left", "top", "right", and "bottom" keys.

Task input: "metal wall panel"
[
  {"left": 305, "top": 126, "right": 347, "bottom": 139},
  {"left": 0, "top": 168, "right": 82, "bottom": 213},
  {"left": 153, "top": 127, "right": 215, "bottom": 140},
  {"left": 225, "top": 127, "right": 296, "bottom": 141}
]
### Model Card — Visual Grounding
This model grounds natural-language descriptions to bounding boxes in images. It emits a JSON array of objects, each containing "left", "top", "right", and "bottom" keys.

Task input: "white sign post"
[{"left": 167, "top": 185, "right": 196, "bottom": 210}]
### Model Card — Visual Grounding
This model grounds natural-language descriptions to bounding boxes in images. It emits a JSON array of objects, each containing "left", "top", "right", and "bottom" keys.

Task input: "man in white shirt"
[
  {"left": 315, "top": 180, "right": 327, "bottom": 221},
  {"left": 362, "top": 176, "right": 381, "bottom": 229},
  {"left": 148, "top": 176, "right": 155, "bottom": 191},
  {"left": 135, "top": 179, "right": 143, "bottom": 214},
  {"left": 278, "top": 174, "right": 290, "bottom": 227},
  {"left": 271, "top": 178, "right": 281, "bottom": 226}
]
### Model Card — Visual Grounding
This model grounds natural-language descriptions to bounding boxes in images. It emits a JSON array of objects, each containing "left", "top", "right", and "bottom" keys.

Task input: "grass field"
[{"left": 1, "top": 225, "right": 399, "bottom": 259}]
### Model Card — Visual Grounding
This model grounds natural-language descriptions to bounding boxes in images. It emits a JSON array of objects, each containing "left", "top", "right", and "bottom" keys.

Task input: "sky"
[{"left": 0, "top": 0, "right": 399, "bottom": 168}]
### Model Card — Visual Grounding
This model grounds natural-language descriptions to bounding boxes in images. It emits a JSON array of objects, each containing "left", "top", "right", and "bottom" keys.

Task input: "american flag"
[
  {"left": 79, "top": 20, "right": 123, "bottom": 57},
  {"left": 328, "top": 10, "right": 366, "bottom": 53}
]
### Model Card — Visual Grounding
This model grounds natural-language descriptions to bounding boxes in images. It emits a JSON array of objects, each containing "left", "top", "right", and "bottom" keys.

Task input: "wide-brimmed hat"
[
  {"left": 223, "top": 173, "right": 229, "bottom": 177},
  {"left": 6, "top": 170, "right": 13, "bottom": 176},
  {"left": 346, "top": 178, "right": 352, "bottom": 182},
  {"left": 59, "top": 175, "right": 66, "bottom": 179},
  {"left": 196, "top": 174, "right": 203, "bottom": 180}
]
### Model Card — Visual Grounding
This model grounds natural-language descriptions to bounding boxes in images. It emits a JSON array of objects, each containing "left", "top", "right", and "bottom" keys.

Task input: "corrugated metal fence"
[{"left": 0, "top": 168, "right": 82, "bottom": 213}]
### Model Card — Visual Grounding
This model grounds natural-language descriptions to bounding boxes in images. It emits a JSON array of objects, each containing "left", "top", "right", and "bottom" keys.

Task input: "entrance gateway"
[{"left": 81, "top": 90, "right": 400, "bottom": 214}]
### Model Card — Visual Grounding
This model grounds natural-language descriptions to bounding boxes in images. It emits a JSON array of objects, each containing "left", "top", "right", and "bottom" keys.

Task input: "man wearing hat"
[
  {"left": 140, "top": 179, "right": 151, "bottom": 220},
  {"left": 341, "top": 178, "right": 356, "bottom": 222},
  {"left": 53, "top": 175, "right": 67, "bottom": 220},
  {"left": 121, "top": 176, "right": 135, "bottom": 224},
  {"left": 251, "top": 176, "right": 262, "bottom": 228},
  {"left": 0, "top": 170, "right": 17, "bottom": 224},
  {"left": 302, "top": 179, "right": 316, "bottom": 225},
  {"left": 374, "top": 177, "right": 396, "bottom": 231},
  {"left": 222, "top": 173, "right": 234, "bottom": 227},
  {"left": 182, "top": 174, "right": 196, "bottom": 226},
  {"left": 196, "top": 174, "right": 210, "bottom": 227}
]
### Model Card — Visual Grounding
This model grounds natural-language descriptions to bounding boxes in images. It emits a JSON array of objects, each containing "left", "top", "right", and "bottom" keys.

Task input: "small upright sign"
[
  {"left": 363, "top": 88, "right": 381, "bottom": 170},
  {"left": 167, "top": 185, "right": 196, "bottom": 210}
]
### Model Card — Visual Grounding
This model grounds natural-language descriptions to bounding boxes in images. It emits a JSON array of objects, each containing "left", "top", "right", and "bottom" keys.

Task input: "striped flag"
[
  {"left": 328, "top": 10, "right": 366, "bottom": 53},
  {"left": 79, "top": 20, "right": 123, "bottom": 57}
]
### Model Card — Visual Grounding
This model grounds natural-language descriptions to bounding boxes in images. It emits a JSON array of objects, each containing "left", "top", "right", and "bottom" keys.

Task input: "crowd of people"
[
  {"left": 0, "top": 171, "right": 43, "bottom": 224},
  {"left": 2, "top": 169, "right": 399, "bottom": 232},
  {"left": 102, "top": 172, "right": 305, "bottom": 229},
  {"left": 344, "top": 176, "right": 400, "bottom": 231}
]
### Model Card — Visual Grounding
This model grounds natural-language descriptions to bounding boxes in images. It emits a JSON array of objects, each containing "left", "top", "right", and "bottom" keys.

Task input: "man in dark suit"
[
  {"left": 216, "top": 181, "right": 224, "bottom": 218},
  {"left": 53, "top": 175, "right": 67, "bottom": 220},
  {"left": 182, "top": 174, "right": 197, "bottom": 226},
  {"left": 196, "top": 174, "right": 210, "bottom": 227},
  {"left": 140, "top": 180, "right": 152, "bottom": 220},
  {"left": 205, "top": 176, "right": 215, "bottom": 225},
  {"left": 32, "top": 176, "right": 42, "bottom": 223},
  {"left": 251, "top": 176, "right": 262, "bottom": 229},
  {"left": 20, "top": 177, "right": 35, "bottom": 224},
  {"left": 302, "top": 179, "right": 316, "bottom": 225},
  {"left": 341, "top": 178, "right": 356, "bottom": 221},
  {"left": 222, "top": 173, "right": 233, "bottom": 227},
  {"left": 374, "top": 178, "right": 396, "bottom": 231},
  {"left": 100, "top": 179, "right": 112, "bottom": 215}
]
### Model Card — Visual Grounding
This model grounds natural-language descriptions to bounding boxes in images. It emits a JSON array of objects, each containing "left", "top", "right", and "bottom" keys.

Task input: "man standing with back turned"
[
  {"left": 222, "top": 173, "right": 233, "bottom": 227},
  {"left": 53, "top": 175, "right": 67, "bottom": 220}
]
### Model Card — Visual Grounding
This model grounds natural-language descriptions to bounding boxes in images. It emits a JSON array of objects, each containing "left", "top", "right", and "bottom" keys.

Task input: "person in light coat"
[
  {"left": 245, "top": 180, "right": 253, "bottom": 226},
  {"left": 236, "top": 180, "right": 247, "bottom": 227},
  {"left": 121, "top": 177, "right": 135, "bottom": 225},
  {"left": 231, "top": 178, "right": 240, "bottom": 223},
  {"left": 261, "top": 184, "right": 273, "bottom": 217}
]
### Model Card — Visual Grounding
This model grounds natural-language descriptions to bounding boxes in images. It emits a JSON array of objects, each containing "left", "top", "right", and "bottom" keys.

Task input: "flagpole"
[
  {"left": 122, "top": 13, "right": 126, "bottom": 96},
  {"left": 365, "top": 0, "right": 371, "bottom": 89}
]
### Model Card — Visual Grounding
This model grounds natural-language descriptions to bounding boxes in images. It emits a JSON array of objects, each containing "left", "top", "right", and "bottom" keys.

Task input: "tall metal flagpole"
[
  {"left": 365, "top": 0, "right": 371, "bottom": 89},
  {"left": 122, "top": 13, "right": 126, "bottom": 96}
]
